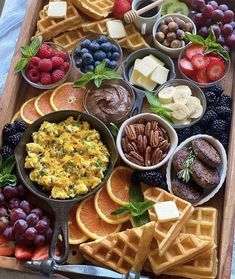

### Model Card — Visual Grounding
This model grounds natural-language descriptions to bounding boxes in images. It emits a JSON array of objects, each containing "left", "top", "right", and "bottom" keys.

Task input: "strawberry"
[
  {"left": 179, "top": 58, "right": 194, "bottom": 77},
  {"left": 196, "top": 69, "right": 209, "bottom": 83},
  {"left": 185, "top": 44, "right": 206, "bottom": 60},
  {"left": 207, "top": 60, "right": 225, "bottom": 81},
  {"left": 191, "top": 53, "right": 209, "bottom": 70},
  {"left": 32, "top": 245, "right": 60, "bottom": 261},
  {"left": 0, "top": 235, "right": 15, "bottom": 256},
  {"left": 15, "top": 244, "right": 33, "bottom": 260},
  {"left": 208, "top": 53, "right": 223, "bottom": 63},
  {"left": 112, "top": 0, "right": 131, "bottom": 19}
]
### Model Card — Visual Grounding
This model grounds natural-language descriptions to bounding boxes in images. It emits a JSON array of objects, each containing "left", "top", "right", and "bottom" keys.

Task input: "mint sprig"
[
  {"left": 14, "top": 36, "right": 42, "bottom": 73},
  {"left": 107, "top": 122, "right": 119, "bottom": 138},
  {"left": 0, "top": 155, "right": 17, "bottom": 187},
  {"left": 185, "top": 30, "right": 229, "bottom": 61},
  {"left": 74, "top": 61, "right": 122, "bottom": 88}
]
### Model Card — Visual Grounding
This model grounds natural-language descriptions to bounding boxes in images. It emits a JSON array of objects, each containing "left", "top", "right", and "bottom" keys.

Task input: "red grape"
[
  {"left": 218, "top": 4, "right": 229, "bottom": 12},
  {"left": 191, "top": 0, "right": 205, "bottom": 10},
  {"left": 208, "top": 1, "right": 218, "bottom": 10},
  {"left": 25, "top": 227, "right": 37, "bottom": 240},
  {"left": 0, "top": 206, "right": 7, "bottom": 217},
  {"left": 223, "top": 45, "right": 230, "bottom": 52},
  {"left": 202, "top": 5, "right": 214, "bottom": 17},
  {"left": 3, "top": 226, "right": 14, "bottom": 241},
  {"left": 10, "top": 208, "right": 27, "bottom": 221},
  {"left": 20, "top": 200, "right": 32, "bottom": 214},
  {"left": 9, "top": 198, "right": 21, "bottom": 209},
  {"left": 13, "top": 219, "right": 28, "bottom": 233},
  {"left": 45, "top": 227, "right": 53, "bottom": 242},
  {"left": 35, "top": 220, "right": 49, "bottom": 234},
  {"left": 221, "top": 24, "right": 233, "bottom": 35},
  {"left": 225, "top": 33, "right": 235, "bottom": 47},
  {"left": 198, "top": 26, "right": 209, "bottom": 37},
  {"left": 211, "top": 9, "right": 224, "bottom": 22},
  {"left": 31, "top": 208, "right": 43, "bottom": 218},
  {"left": 3, "top": 185, "right": 18, "bottom": 200},
  {"left": 223, "top": 10, "right": 234, "bottom": 24},
  {"left": 15, "top": 232, "right": 33, "bottom": 246},
  {"left": 210, "top": 24, "right": 221, "bottom": 37},
  {"left": 16, "top": 185, "right": 26, "bottom": 197},
  {"left": 34, "top": 234, "right": 46, "bottom": 246},
  {"left": 231, "top": 22, "right": 235, "bottom": 29},
  {"left": 41, "top": 215, "right": 51, "bottom": 226},
  {"left": 0, "top": 193, "right": 5, "bottom": 203},
  {"left": 0, "top": 216, "right": 9, "bottom": 233},
  {"left": 217, "top": 35, "right": 225, "bottom": 45},
  {"left": 194, "top": 13, "right": 206, "bottom": 25},
  {"left": 189, "top": 10, "right": 197, "bottom": 19},
  {"left": 26, "top": 213, "right": 39, "bottom": 226}
]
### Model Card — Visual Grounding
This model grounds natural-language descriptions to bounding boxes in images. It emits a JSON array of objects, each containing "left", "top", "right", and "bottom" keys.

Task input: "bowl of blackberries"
[{"left": 72, "top": 35, "right": 123, "bottom": 74}]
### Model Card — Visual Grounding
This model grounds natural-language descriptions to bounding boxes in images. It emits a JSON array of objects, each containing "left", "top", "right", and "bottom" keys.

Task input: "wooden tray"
[{"left": 0, "top": 0, "right": 235, "bottom": 278}]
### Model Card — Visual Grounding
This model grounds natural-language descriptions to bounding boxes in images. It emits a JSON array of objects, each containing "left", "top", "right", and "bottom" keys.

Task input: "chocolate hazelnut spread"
[{"left": 86, "top": 83, "right": 134, "bottom": 123}]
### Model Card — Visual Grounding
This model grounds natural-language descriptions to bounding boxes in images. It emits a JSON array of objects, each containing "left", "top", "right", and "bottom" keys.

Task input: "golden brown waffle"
[
  {"left": 79, "top": 222, "right": 155, "bottom": 274},
  {"left": 69, "top": 0, "right": 114, "bottom": 20},
  {"left": 148, "top": 233, "right": 215, "bottom": 275},
  {"left": 165, "top": 207, "right": 218, "bottom": 279},
  {"left": 144, "top": 187, "right": 194, "bottom": 256}
]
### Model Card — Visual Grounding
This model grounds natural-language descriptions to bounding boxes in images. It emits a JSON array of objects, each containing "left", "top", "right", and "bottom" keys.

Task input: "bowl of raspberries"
[{"left": 22, "top": 43, "right": 72, "bottom": 89}]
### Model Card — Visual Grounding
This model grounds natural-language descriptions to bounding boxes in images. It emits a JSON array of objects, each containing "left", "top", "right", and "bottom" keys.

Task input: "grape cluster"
[
  {"left": 189, "top": 0, "right": 235, "bottom": 51},
  {"left": 0, "top": 184, "right": 53, "bottom": 247}
]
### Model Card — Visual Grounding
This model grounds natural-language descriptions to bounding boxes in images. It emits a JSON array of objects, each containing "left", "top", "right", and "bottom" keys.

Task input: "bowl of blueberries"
[{"left": 72, "top": 34, "right": 123, "bottom": 73}]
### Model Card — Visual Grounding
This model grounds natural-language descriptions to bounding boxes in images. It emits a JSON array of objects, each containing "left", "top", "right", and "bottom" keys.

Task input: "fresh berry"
[
  {"left": 215, "top": 106, "right": 232, "bottom": 119},
  {"left": 208, "top": 84, "right": 224, "bottom": 97},
  {"left": 28, "top": 57, "right": 41, "bottom": 69},
  {"left": 14, "top": 120, "right": 27, "bottom": 132},
  {"left": 133, "top": 170, "right": 167, "bottom": 189},
  {"left": 196, "top": 69, "right": 209, "bottom": 83},
  {"left": 112, "top": 0, "right": 131, "bottom": 19},
  {"left": 185, "top": 44, "right": 206, "bottom": 60},
  {"left": 200, "top": 110, "right": 218, "bottom": 127},
  {"left": 40, "top": 72, "right": 52, "bottom": 85},
  {"left": 107, "top": 60, "right": 117, "bottom": 69},
  {"left": 56, "top": 51, "right": 68, "bottom": 62},
  {"left": 31, "top": 245, "right": 49, "bottom": 261},
  {"left": 8, "top": 132, "right": 22, "bottom": 149},
  {"left": 37, "top": 44, "right": 53, "bottom": 59},
  {"left": 191, "top": 125, "right": 203, "bottom": 135},
  {"left": 94, "top": 50, "right": 106, "bottom": 61},
  {"left": 100, "top": 42, "right": 112, "bottom": 52},
  {"left": 0, "top": 235, "right": 15, "bottom": 256},
  {"left": 62, "top": 62, "right": 70, "bottom": 72},
  {"left": 3, "top": 185, "right": 19, "bottom": 200},
  {"left": 205, "top": 91, "right": 218, "bottom": 106},
  {"left": 27, "top": 68, "right": 41, "bottom": 83},
  {"left": 80, "top": 39, "right": 91, "bottom": 49},
  {"left": 176, "top": 127, "right": 191, "bottom": 143},
  {"left": 218, "top": 133, "right": 229, "bottom": 150},
  {"left": 97, "top": 35, "right": 108, "bottom": 44},
  {"left": 51, "top": 69, "right": 65, "bottom": 83},
  {"left": 211, "top": 119, "right": 227, "bottom": 134},
  {"left": 217, "top": 95, "right": 232, "bottom": 108},
  {"left": 3, "top": 123, "right": 16, "bottom": 138},
  {"left": 39, "top": 59, "right": 53, "bottom": 72},
  {"left": 14, "top": 244, "right": 33, "bottom": 260},
  {"left": 51, "top": 56, "right": 64, "bottom": 69},
  {"left": 112, "top": 52, "right": 120, "bottom": 60},
  {"left": 179, "top": 58, "right": 194, "bottom": 77},
  {"left": 191, "top": 53, "right": 209, "bottom": 69},
  {"left": 89, "top": 42, "right": 100, "bottom": 52},
  {"left": 0, "top": 146, "right": 13, "bottom": 159},
  {"left": 206, "top": 60, "right": 225, "bottom": 81}
]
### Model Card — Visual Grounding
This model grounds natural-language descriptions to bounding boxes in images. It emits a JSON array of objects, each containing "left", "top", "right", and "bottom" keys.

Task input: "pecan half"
[
  {"left": 137, "top": 135, "right": 144, "bottom": 154},
  {"left": 145, "top": 122, "right": 151, "bottom": 138},
  {"left": 127, "top": 143, "right": 136, "bottom": 153},
  {"left": 126, "top": 151, "right": 144, "bottom": 165},
  {"left": 133, "top": 124, "right": 145, "bottom": 136},
  {"left": 121, "top": 138, "right": 128, "bottom": 153},
  {"left": 151, "top": 121, "right": 158, "bottom": 131},
  {"left": 136, "top": 118, "right": 146, "bottom": 125},
  {"left": 144, "top": 146, "right": 152, "bottom": 166},
  {"left": 158, "top": 140, "right": 170, "bottom": 152},
  {"left": 151, "top": 148, "right": 163, "bottom": 165},
  {"left": 125, "top": 125, "right": 137, "bottom": 140},
  {"left": 149, "top": 130, "right": 159, "bottom": 147}
]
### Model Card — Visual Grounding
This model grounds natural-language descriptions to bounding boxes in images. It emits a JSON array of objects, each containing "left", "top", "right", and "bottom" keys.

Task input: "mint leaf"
[
  {"left": 29, "top": 36, "right": 42, "bottom": 56},
  {"left": 107, "top": 123, "right": 119, "bottom": 137},
  {"left": 205, "top": 29, "right": 216, "bottom": 45},
  {"left": 95, "top": 61, "right": 106, "bottom": 74},
  {"left": 129, "top": 181, "right": 144, "bottom": 203},
  {"left": 103, "top": 70, "right": 122, "bottom": 80},
  {"left": 0, "top": 155, "right": 16, "bottom": 175},
  {"left": 94, "top": 77, "right": 103, "bottom": 88},
  {"left": 111, "top": 205, "right": 132, "bottom": 215},
  {"left": 132, "top": 212, "right": 150, "bottom": 227},
  {"left": 133, "top": 200, "right": 155, "bottom": 216},
  {"left": 74, "top": 72, "right": 94, "bottom": 88},
  {"left": 145, "top": 91, "right": 160, "bottom": 107},
  {"left": 20, "top": 46, "right": 32, "bottom": 57},
  {"left": 14, "top": 58, "right": 29, "bottom": 73},
  {"left": 205, "top": 45, "right": 229, "bottom": 61},
  {"left": 185, "top": 33, "right": 205, "bottom": 45},
  {"left": 0, "top": 174, "right": 16, "bottom": 187}
]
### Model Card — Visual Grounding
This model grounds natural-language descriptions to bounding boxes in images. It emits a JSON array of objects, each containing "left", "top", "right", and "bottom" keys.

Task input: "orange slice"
[
  {"left": 94, "top": 186, "right": 129, "bottom": 225},
  {"left": 107, "top": 166, "right": 133, "bottom": 206},
  {"left": 76, "top": 196, "right": 121, "bottom": 240},
  {"left": 11, "top": 110, "right": 21, "bottom": 123},
  {"left": 50, "top": 82, "right": 85, "bottom": 111},
  {"left": 20, "top": 97, "right": 41, "bottom": 124},
  {"left": 35, "top": 90, "right": 54, "bottom": 116},
  {"left": 68, "top": 205, "right": 88, "bottom": 245}
]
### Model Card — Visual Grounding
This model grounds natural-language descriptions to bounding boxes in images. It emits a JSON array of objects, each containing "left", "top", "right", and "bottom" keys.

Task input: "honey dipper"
[{"left": 124, "top": 0, "right": 164, "bottom": 23}]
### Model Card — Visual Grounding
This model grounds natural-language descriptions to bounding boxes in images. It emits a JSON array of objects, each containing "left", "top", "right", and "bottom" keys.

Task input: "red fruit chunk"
[
  {"left": 40, "top": 72, "right": 52, "bottom": 85},
  {"left": 27, "top": 69, "right": 41, "bottom": 83},
  {"left": 207, "top": 60, "right": 225, "bottom": 81},
  {"left": 52, "top": 69, "right": 65, "bottom": 83},
  {"left": 15, "top": 244, "right": 33, "bottom": 260},
  {"left": 191, "top": 53, "right": 209, "bottom": 69},
  {"left": 39, "top": 58, "right": 53, "bottom": 72},
  {"left": 32, "top": 245, "right": 60, "bottom": 261},
  {"left": 185, "top": 44, "right": 206, "bottom": 60},
  {"left": 52, "top": 56, "right": 64, "bottom": 69},
  {"left": 0, "top": 235, "right": 15, "bottom": 256},
  {"left": 196, "top": 69, "right": 209, "bottom": 83},
  {"left": 63, "top": 62, "right": 70, "bottom": 72},
  {"left": 112, "top": 0, "right": 131, "bottom": 19},
  {"left": 28, "top": 57, "right": 41, "bottom": 69},
  {"left": 56, "top": 51, "right": 68, "bottom": 62},
  {"left": 179, "top": 58, "right": 194, "bottom": 77}
]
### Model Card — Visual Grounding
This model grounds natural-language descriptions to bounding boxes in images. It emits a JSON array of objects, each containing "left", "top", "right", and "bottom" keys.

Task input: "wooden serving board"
[{"left": 0, "top": 0, "right": 235, "bottom": 278}]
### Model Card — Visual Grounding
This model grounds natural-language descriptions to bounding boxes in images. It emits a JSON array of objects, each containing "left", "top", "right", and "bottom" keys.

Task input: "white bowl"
[
  {"left": 166, "top": 134, "right": 228, "bottom": 206},
  {"left": 116, "top": 113, "right": 178, "bottom": 170},
  {"left": 152, "top": 13, "right": 197, "bottom": 58}
]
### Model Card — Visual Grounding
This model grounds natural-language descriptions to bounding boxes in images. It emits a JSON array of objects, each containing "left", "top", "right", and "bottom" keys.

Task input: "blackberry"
[
  {"left": 3, "top": 123, "right": 16, "bottom": 138},
  {"left": 7, "top": 132, "right": 22, "bottom": 149},
  {"left": 208, "top": 84, "right": 224, "bottom": 97},
  {"left": 211, "top": 119, "right": 227, "bottom": 134},
  {"left": 191, "top": 125, "right": 202, "bottom": 136},
  {"left": 0, "top": 146, "right": 13, "bottom": 159},
  {"left": 176, "top": 127, "right": 191, "bottom": 143},
  {"left": 14, "top": 120, "right": 27, "bottom": 132},
  {"left": 133, "top": 170, "right": 167, "bottom": 189},
  {"left": 199, "top": 110, "right": 218, "bottom": 127},
  {"left": 205, "top": 91, "right": 218, "bottom": 106},
  {"left": 217, "top": 95, "right": 232, "bottom": 109},
  {"left": 217, "top": 133, "right": 229, "bottom": 150},
  {"left": 215, "top": 106, "right": 232, "bottom": 119}
]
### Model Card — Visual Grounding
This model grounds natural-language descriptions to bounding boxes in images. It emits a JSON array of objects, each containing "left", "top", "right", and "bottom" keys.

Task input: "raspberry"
[
  {"left": 56, "top": 51, "right": 68, "bottom": 62},
  {"left": 63, "top": 62, "right": 70, "bottom": 72},
  {"left": 39, "top": 59, "right": 53, "bottom": 72},
  {"left": 28, "top": 57, "right": 41, "bottom": 69},
  {"left": 37, "top": 44, "right": 53, "bottom": 59},
  {"left": 40, "top": 72, "right": 52, "bottom": 85},
  {"left": 51, "top": 69, "right": 65, "bottom": 83},
  {"left": 51, "top": 56, "right": 64, "bottom": 69},
  {"left": 27, "top": 69, "right": 41, "bottom": 83}
]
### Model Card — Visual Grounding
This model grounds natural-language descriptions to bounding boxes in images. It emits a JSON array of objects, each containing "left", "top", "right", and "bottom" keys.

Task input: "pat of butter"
[
  {"left": 48, "top": 1, "right": 67, "bottom": 18},
  {"left": 154, "top": 201, "right": 180, "bottom": 222},
  {"left": 106, "top": 20, "right": 127, "bottom": 39},
  {"left": 148, "top": 54, "right": 165, "bottom": 67},
  {"left": 151, "top": 65, "right": 169, "bottom": 85},
  {"left": 135, "top": 56, "right": 159, "bottom": 77},
  {"left": 129, "top": 59, "right": 142, "bottom": 85},
  {"left": 136, "top": 75, "right": 157, "bottom": 91}
]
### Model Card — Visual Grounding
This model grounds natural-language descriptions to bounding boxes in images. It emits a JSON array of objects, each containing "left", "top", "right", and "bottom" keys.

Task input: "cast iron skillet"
[{"left": 15, "top": 110, "right": 118, "bottom": 263}]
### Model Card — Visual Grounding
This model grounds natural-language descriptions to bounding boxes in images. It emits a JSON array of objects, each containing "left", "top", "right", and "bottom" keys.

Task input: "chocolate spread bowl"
[{"left": 83, "top": 79, "right": 136, "bottom": 125}]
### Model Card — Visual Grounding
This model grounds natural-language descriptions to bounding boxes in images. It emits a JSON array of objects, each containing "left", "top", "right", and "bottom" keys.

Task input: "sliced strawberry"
[
  {"left": 15, "top": 244, "right": 33, "bottom": 260},
  {"left": 208, "top": 53, "right": 223, "bottom": 63},
  {"left": 179, "top": 58, "right": 194, "bottom": 77},
  {"left": 0, "top": 235, "right": 15, "bottom": 256},
  {"left": 31, "top": 245, "right": 60, "bottom": 261},
  {"left": 191, "top": 53, "right": 209, "bottom": 70},
  {"left": 207, "top": 60, "right": 225, "bottom": 81},
  {"left": 196, "top": 69, "right": 209, "bottom": 83},
  {"left": 185, "top": 44, "right": 206, "bottom": 60}
]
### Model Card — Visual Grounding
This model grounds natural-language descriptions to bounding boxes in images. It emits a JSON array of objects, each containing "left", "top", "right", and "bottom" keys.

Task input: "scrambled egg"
[{"left": 25, "top": 116, "right": 110, "bottom": 199}]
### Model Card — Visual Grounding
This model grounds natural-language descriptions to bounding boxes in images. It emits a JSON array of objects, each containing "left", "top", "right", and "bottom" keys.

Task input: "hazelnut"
[
  {"left": 171, "top": 39, "right": 182, "bottom": 48},
  {"left": 181, "top": 40, "right": 186, "bottom": 47},
  {"left": 174, "top": 18, "right": 186, "bottom": 29},
  {"left": 166, "top": 32, "right": 176, "bottom": 42},
  {"left": 176, "top": 29, "right": 185, "bottom": 40},
  {"left": 165, "top": 16, "right": 174, "bottom": 24},
  {"left": 162, "top": 39, "right": 170, "bottom": 47},
  {"left": 155, "top": 31, "right": 165, "bottom": 42},
  {"left": 160, "top": 19, "right": 166, "bottom": 25},
  {"left": 184, "top": 22, "right": 194, "bottom": 32},
  {"left": 158, "top": 24, "right": 169, "bottom": 34},
  {"left": 168, "top": 21, "right": 178, "bottom": 32}
]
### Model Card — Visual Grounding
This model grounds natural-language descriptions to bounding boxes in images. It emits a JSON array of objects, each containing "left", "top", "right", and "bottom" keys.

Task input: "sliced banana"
[
  {"left": 158, "top": 86, "right": 176, "bottom": 104},
  {"left": 172, "top": 118, "right": 191, "bottom": 125},
  {"left": 190, "top": 102, "right": 203, "bottom": 119},
  {"left": 175, "top": 85, "right": 192, "bottom": 95},
  {"left": 186, "top": 96, "right": 201, "bottom": 116},
  {"left": 170, "top": 103, "right": 190, "bottom": 121},
  {"left": 163, "top": 102, "right": 174, "bottom": 109},
  {"left": 173, "top": 86, "right": 192, "bottom": 105}
]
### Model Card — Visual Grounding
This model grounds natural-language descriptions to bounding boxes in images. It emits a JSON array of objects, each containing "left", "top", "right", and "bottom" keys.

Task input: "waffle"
[
  {"left": 79, "top": 222, "right": 155, "bottom": 274},
  {"left": 148, "top": 233, "right": 216, "bottom": 275},
  {"left": 69, "top": 0, "right": 115, "bottom": 20},
  {"left": 165, "top": 207, "right": 218, "bottom": 279},
  {"left": 144, "top": 187, "right": 194, "bottom": 256}
]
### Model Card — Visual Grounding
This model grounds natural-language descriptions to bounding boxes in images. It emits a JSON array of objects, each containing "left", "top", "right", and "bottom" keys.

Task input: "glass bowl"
[
  {"left": 155, "top": 79, "right": 206, "bottom": 129},
  {"left": 21, "top": 42, "right": 72, "bottom": 90},
  {"left": 178, "top": 43, "right": 231, "bottom": 88},
  {"left": 72, "top": 34, "right": 123, "bottom": 75}
]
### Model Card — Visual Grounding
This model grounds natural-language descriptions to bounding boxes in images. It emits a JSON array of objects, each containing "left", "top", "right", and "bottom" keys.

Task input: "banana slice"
[
  {"left": 186, "top": 96, "right": 201, "bottom": 116},
  {"left": 175, "top": 85, "right": 192, "bottom": 95},
  {"left": 190, "top": 102, "right": 203, "bottom": 119},
  {"left": 173, "top": 86, "right": 192, "bottom": 105},
  {"left": 170, "top": 103, "right": 190, "bottom": 121},
  {"left": 172, "top": 118, "right": 191, "bottom": 125},
  {"left": 163, "top": 102, "right": 174, "bottom": 109},
  {"left": 158, "top": 86, "right": 176, "bottom": 104}
]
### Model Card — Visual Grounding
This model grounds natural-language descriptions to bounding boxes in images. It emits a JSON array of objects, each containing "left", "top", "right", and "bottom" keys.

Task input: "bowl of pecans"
[{"left": 116, "top": 113, "right": 178, "bottom": 170}]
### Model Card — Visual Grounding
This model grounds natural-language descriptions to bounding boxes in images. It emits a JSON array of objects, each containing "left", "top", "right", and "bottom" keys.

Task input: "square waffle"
[
  {"left": 144, "top": 187, "right": 194, "bottom": 256},
  {"left": 79, "top": 222, "right": 155, "bottom": 274},
  {"left": 165, "top": 207, "right": 218, "bottom": 279}
]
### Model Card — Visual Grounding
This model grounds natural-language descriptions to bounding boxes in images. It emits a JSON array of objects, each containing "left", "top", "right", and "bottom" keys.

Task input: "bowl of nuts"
[
  {"left": 116, "top": 113, "right": 178, "bottom": 170},
  {"left": 153, "top": 14, "right": 196, "bottom": 58}
]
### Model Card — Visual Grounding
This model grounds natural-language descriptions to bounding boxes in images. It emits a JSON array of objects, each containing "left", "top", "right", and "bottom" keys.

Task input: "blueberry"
[
  {"left": 95, "top": 61, "right": 101, "bottom": 67},
  {"left": 97, "top": 35, "right": 108, "bottom": 44},
  {"left": 94, "top": 50, "right": 106, "bottom": 61},
  {"left": 82, "top": 53, "right": 94, "bottom": 65},
  {"left": 111, "top": 44, "right": 119, "bottom": 52},
  {"left": 103, "top": 58, "right": 110, "bottom": 65},
  {"left": 74, "top": 47, "right": 81, "bottom": 57},
  {"left": 106, "top": 52, "right": 112, "bottom": 59},
  {"left": 75, "top": 59, "right": 82, "bottom": 68},
  {"left": 107, "top": 60, "right": 117, "bottom": 69},
  {"left": 112, "top": 52, "right": 120, "bottom": 60},
  {"left": 100, "top": 42, "right": 112, "bottom": 52},
  {"left": 89, "top": 41, "right": 100, "bottom": 52},
  {"left": 84, "top": 65, "right": 95, "bottom": 72},
  {"left": 81, "top": 39, "right": 91, "bottom": 49},
  {"left": 80, "top": 48, "right": 89, "bottom": 55}
]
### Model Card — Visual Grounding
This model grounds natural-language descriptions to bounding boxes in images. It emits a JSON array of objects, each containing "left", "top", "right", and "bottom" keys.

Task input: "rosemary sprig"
[{"left": 177, "top": 147, "right": 196, "bottom": 183}]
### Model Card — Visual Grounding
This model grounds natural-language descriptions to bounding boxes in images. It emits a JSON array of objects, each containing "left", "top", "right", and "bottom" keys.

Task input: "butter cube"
[
  {"left": 48, "top": 1, "right": 67, "bottom": 18},
  {"left": 106, "top": 20, "right": 126, "bottom": 39},
  {"left": 136, "top": 75, "right": 157, "bottom": 91},
  {"left": 148, "top": 54, "right": 165, "bottom": 67},
  {"left": 135, "top": 56, "right": 159, "bottom": 77},
  {"left": 129, "top": 59, "right": 142, "bottom": 85},
  {"left": 154, "top": 201, "right": 180, "bottom": 222},
  {"left": 151, "top": 65, "right": 169, "bottom": 85}
]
